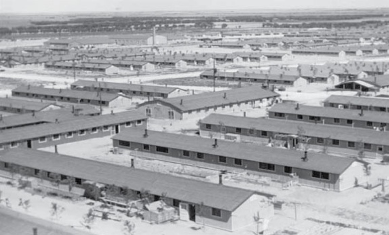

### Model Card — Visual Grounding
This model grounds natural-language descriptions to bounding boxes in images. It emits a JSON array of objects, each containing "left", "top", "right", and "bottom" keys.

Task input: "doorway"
[{"left": 189, "top": 204, "right": 196, "bottom": 222}]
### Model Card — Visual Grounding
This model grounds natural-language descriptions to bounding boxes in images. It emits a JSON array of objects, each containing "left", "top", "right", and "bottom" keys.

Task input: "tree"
[
  {"left": 221, "top": 23, "right": 228, "bottom": 29},
  {"left": 253, "top": 212, "right": 261, "bottom": 235},
  {"left": 123, "top": 220, "right": 135, "bottom": 235}
]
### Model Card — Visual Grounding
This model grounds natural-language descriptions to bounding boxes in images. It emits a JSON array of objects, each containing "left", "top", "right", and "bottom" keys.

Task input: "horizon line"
[{"left": 1, "top": 7, "right": 389, "bottom": 15}]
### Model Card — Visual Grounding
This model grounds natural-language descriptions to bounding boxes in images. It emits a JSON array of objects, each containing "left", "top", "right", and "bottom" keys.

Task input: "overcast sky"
[{"left": 0, "top": 0, "right": 388, "bottom": 13}]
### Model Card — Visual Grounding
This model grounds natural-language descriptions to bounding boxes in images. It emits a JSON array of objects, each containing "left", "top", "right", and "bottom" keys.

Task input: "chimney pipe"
[
  {"left": 295, "top": 103, "right": 299, "bottom": 110},
  {"left": 180, "top": 99, "right": 183, "bottom": 105},
  {"left": 302, "top": 151, "right": 308, "bottom": 162},
  {"left": 219, "top": 173, "right": 223, "bottom": 185},
  {"left": 359, "top": 109, "right": 364, "bottom": 116},
  {"left": 144, "top": 129, "right": 148, "bottom": 138},
  {"left": 213, "top": 139, "right": 218, "bottom": 148},
  {"left": 131, "top": 158, "right": 134, "bottom": 168},
  {"left": 223, "top": 92, "right": 227, "bottom": 99}
]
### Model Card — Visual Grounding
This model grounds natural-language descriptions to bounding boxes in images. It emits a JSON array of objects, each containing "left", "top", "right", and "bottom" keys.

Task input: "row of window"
[
  {"left": 204, "top": 124, "right": 268, "bottom": 136},
  {"left": 274, "top": 112, "right": 389, "bottom": 127},
  {"left": 316, "top": 138, "right": 380, "bottom": 150},
  {"left": 204, "top": 124, "right": 382, "bottom": 151},
  {"left": 15, "top": 92, "right": 108, "bottom": 105},
  {"left": 0, "top": 121, "right": 143, "bottom": 149},
  {"left": 328, "top": 103, "right": 387, "bottom": 112},
  {"left": 2, "top": 164, "right": 83, "bottom": 185},
  {"left": 117, "top": 142, "right": 330, "bottom": 180}
]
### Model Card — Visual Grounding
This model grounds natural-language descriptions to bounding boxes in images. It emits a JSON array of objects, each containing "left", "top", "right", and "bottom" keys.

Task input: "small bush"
[{"left": 47, "top": 192, "right": 58, "bottom": 197}]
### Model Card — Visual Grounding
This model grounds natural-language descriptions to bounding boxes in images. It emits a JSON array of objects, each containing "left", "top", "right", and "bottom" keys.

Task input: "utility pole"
[
  {"left": 213, "top": 57, "right": 216, "bottom": 92},
  {"left": 293, "top": 202, "right": 298, "bottom": 221},
  {"left": 98, "top": 81, "right": 103, "bottom": 114},
  {"left": 73, "top": 60, "right": 76, "bottom": 81}
]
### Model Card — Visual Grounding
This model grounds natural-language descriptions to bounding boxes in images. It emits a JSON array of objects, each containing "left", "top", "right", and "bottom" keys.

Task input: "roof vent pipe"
[
  {"left": 301, "top": 150, "right": 308, "bottom": 162},
  {"left": 295, "top": 103, "right": 299, "bottom": 110},
  {"left": 223, "top": 92, "right": 227, "bottom": 99},
  {"left": 213, "top": 139, "right": 218, "bottom": 148},
  {"left": 180, "top": 99, "right": 183, "bottom": 105},
  {"left": 143, "top": 129, "right": 148, "bottom": 138}
]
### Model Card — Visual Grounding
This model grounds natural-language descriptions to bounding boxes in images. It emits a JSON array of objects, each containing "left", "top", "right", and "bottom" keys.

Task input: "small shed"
[{"left": 143, "top": 201, "right": 177, "bottom": 224}]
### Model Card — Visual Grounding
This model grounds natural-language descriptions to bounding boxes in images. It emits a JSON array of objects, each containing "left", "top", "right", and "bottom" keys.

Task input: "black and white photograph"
[{"left": 0, "top": 0, "right": 389, "bottom": 234}]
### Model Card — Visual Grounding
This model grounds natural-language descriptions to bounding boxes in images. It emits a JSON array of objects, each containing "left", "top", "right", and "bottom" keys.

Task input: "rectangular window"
[
  {"left": 52, "top": 134, "right": 60, "bottom": 140},
  {"left": 183, "top": 150, "right": 190, "bottom": 157},
  {"left": 259, "top": 162, "right": 275, "bottom": 171},
  {"left": 309, "top": 116, "right": 321, "bottom": 121},
  {"left": 118, "top": 141, "right": 130, "bottom": 147},
  {"left": 218, "top": 156, "right": 227, "bottom": 163},
  {"left": 75, "top": 178, "right": 82, "bottom": 185},
  {"left": 312, "top": 171, "right": 330, "bottom": 180},
  {"left": 168, "top": 110, "right": 174, "bottom": 119},
  {"left": 274, "top": 112, "right": 285, "bottom": 118},
  {"left": 38, "top": 137, "right": 47, "bottom": 143},
  {"left": 66, "top": 132, "right": 73, "bottom": 138},
  {"left": 60, "top": 175, "right": 67, "bottom": 181},
  {"left": 102, "top": 126, "right": 110, "bottom": 132},
  {"left": 334, "top": 118, "right": 340, "bottom": 123},
  {"left": 143, "top": 144, "right": 150, "bottom": 151},
  {"left": 173, "top": 199, "right": 180, "bottom": 207},
  {"left": 91, "top": 127, "right": 98, "bottom": 134},
  {"left": 211, "top": 208, "right": 222, "bottom": 217},
  {"left": 146, "top": 108, "right": 152, "bottom": 117},
  {"left": 125, "top": 122, "right": 132, "bottom": 127},
  {"left": 136, "top": 120, "right": 143, "bottom": 125},
  {"left": 346, "top": 119, "right": 353, "bottom": 124},
  {"left": 34, "top": 169, "right": 40, "bottom": 176},
  {"left": 297, "top": 115, "right": 303, "bottom": 120},
  {"left": 261, "top": 131, "right": 268, "bottom": 137},
  {"left": 249, "top": 128, "right": 255, "bottom": 135},
  {"left": 366, "top": 121, "right": 373, "bottom": 127},
  {"left": 234, "top": 159, "right": 242, "bottom": 166},
  {"left": 284, "top": 166, "right": 292, "bottom": 174},
  {"left": 156, "top": 146, "right": 169, "bottom": 153},
  {"left": 205, "top": 124, "right": 212, "bottom": 130},
  {"left": 364, "top": 143, "right": 372, "bottom": 150},
  {"left": 196, "top": 152, "right": 204, "bottom": 159},
  {"left": 378, "top": 146, "right": 384, "bottom": 152},
  {"left": 348, "top": 141, "right": 355, "bottom": 148},
  {"left": 236, "top": 128, "right": 241, "bottom": 133},
  {"left": 79, "top": 130, "right": 86, "bottom": 136},
  {"left": 332, "top": 139, "right": 340, "bottom": 146},
  {"left": 312, "top": 171, "right": 321, "bottom": 178},
  {"left": 10, "top": 142, "right": 18, "bottom": 148},
  {"left": 316, "top": 138, "right": 324, "bottom": 144},
  {"left": 4, "top": 162, "right": 9, "bottom": 168}
]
